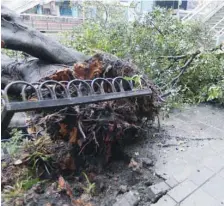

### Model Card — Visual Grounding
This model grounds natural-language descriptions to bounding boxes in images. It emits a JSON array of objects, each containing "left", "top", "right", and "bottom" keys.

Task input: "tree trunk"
[
  {"left": 1, "top": 5, "right": 89, "bottom": 64},
  {"left": 1, "top": 54, "right": 73, "bottom": 93}
]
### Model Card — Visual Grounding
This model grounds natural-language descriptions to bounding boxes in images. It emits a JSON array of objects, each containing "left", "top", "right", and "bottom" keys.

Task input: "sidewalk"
[{"left": 151, "top": 104, "right": 224, "bottom": 206}]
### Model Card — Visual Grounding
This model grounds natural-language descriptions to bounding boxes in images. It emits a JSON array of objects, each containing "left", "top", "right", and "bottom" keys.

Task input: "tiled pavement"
[{"left": 151, "top": 104, "right": 224, "bottom": 206}]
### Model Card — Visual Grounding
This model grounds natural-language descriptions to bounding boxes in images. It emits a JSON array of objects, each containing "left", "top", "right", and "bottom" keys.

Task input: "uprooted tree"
[{"left": 1, "top": 5, "right": 161, "bottom": 170}]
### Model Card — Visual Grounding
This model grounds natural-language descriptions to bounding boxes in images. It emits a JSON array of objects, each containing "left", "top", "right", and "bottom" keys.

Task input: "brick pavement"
[{"left": 152, "top": 104, "right": 224, "bottom": 206}]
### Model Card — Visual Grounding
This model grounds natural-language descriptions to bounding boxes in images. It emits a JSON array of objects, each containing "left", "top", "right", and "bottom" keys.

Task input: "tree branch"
[
  {"left": 1, "top": 5, "right": 89, "bottom": 64},
  {"left": 161, "top": 50, "right": 201, "bottom": 91},
  {"left": 158, "top": 54, "right": 189, "bottom": 60}
]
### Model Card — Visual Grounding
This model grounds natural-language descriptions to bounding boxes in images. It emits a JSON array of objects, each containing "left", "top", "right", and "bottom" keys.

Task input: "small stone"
[
  {"left": 48, "top": 182, "right": 57, "bottom": 190},
  {"left": 113, "top": 190, "right": 140, "bottom": 206},
  {"left": 119, "top": 185, "right": 128, "bottom": 194},
  {"left": 165, "top": 178, "right": 178, "bottom": 188},
  {"left": 100, "top": 182, "right": 106, "bottom": 192},
  {"left": 44, "top": 203, "right": 52, "bottom": 206},
  {"left": 128, "top": 158, "right": 139, "bottom": 168},
  {"left": 14, "top": 198, "right": 24, "bottom": 206},
  {"left": 33, "top": 184, "right": 44, "bottom": 194},
  {"left": 80, "top": 193, "right": 91, "bottom": 202},
  {"left": 144, "top": 180, "right": 153, "bottom": 186},
  {"left": 14, "top": 159, "right": 23, "bottom": 165},
  {"left": 149, "top": 182, "right": 170, "bottom": 195},
  {"left": 141, "top": 158, "right": 154, "bottom": 168}
]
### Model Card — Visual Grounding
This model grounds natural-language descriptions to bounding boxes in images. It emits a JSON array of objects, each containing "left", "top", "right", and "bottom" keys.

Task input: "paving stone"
[
  {"left": 165, "top": 177, "right": 179, "bottom": 188},
  {"left": 189, "top": 144, "right": 218, "bottom": 159},
  {"left": 168, "top": 180, "right": 197, "bottom": 203},
  {"left": 197, "top": 113, "right": 224, "bottom": 131},
  {"left": 209, "top": 140, "right": 224, "bottom": 154},
  {"left": 155, "top": 105, "right": 224, "bottom": 205},
  {"left": 151, "top": 195, "right": 177, "bottom": 206},
  {"left": 202, "top": 155, "right": 224, "bottom": 172},
  {"left": 163, "top": 120, "right": 197, "bottom": 139},
  {"left": 154, "top": 170, "right": 170, "bottom": 180},
  {"left": 113, "top": 191, "right": 140, "bottom": 206},
  {"left": 188, "top": 167, "right": 214, "bottom": 186},
  {"left": 218, "top": 168, "right": 224, "bottom": 179},
  {"left": 183, "top": 153, "right": 201, "bottom": 165},
  {"left": 141, "top": 157, "right": 154, "bottom": 167},
  {"left": 180, "top": 188, "right": 221, "bottom": 206},
  {"left": 203, "top": 127, "right": 224, "bottom": 139},
  {"left": 175, "top": 114, "right": 191, "bottom": 122},
  {"left": 201, "top": 175, "right": 224, "bottom": 201},
  {"left": 171, "top": 164, "right": 196, "bottom": 183},
  {"left": 150, "top": 182, "right": 170, "bottom": 195}
]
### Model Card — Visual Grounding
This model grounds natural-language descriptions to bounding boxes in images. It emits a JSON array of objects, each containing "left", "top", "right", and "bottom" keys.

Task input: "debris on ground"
[
  {"left": 113, "top": 190, "right": 140, "bottom": 206},
  {"left": 1, "top": 6, "right": 163, "bottom": 206}
]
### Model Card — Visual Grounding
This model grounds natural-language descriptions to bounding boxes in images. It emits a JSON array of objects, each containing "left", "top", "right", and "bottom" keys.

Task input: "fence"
[{"left": 20, "top": 14, "right": 84, "bottom": 32}]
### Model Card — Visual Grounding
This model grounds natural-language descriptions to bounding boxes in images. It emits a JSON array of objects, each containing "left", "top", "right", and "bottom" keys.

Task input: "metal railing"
[
  {"left": 182, "top": 1, "right": 224, "bottom": 21},
  {"left": 1, "top": 77, "right": 152, "bottom": 133},
  {"left": 182, "top": 1, "right": 224, "bottom": 45},
  {"left": 210, "top": 16, "right": 224, "bottom": 32},
  {"left": 20, "top": 13, "right": 84, "bottom": 31}
]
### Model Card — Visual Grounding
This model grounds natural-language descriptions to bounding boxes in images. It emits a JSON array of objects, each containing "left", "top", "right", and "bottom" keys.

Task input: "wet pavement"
[
  {"left": 2, "top": 104, "right": 223, "bottom": 206},
  {"left": 151, "top": 104, "right": 224, "bottom": 206}
]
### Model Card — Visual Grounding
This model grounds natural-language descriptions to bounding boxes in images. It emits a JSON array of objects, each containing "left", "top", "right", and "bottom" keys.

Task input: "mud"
[{"left": 2, "top": 126, "right": 165, "bottom": 206}]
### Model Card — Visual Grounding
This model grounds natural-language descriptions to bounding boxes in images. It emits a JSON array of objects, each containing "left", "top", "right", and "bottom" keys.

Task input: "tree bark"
[
  {"left": 1, "top": 5, "right": 89, "bottom": 64},
  {"left": 1, "top": 54, "right": 73, "bottom": 93}
]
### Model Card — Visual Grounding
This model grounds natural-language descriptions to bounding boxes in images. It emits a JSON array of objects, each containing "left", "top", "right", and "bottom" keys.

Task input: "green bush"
[{"left": 60, "top": 6, "right": 223, "bottom": 105}]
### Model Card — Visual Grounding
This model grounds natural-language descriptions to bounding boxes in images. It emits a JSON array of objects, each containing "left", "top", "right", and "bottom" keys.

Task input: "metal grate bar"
[{"left": 1, "top": 77, "right": 152, "bottom": 134}]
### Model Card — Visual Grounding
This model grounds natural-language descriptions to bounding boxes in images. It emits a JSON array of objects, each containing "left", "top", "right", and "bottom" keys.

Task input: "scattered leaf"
[
  {"left": 69, "top": 127, "right": 78, "bottom": 144},
  {"left": 59, "top": 123, "right": 68, "bottom": 138},
  {"left": 72, "top": 198, "right": 92, "bottom": 206},
  {"left": 58, "top": 176, "right": 73, "bottom": 198},
  {"left": 44, "top": 203, "right": 52, "bottom": 206},
  {"left": 27, "top": 125, "right": 36, "bottom": 135},
  {"left": 58, "top": 175, "right": 66, "bottom": 189},
  {"left": 128, "top": 158, "right": 138, "bottom": 168},
  {"left": 59, "top": 153, "right": 76, "bottom": 171},
  {"left": 14, "top": 159, "right": 23, "bottom": 165}
]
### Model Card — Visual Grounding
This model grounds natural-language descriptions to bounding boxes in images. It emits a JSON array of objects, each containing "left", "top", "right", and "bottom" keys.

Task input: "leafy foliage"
[
  {"left": 1, "top": 48, "right": 24, "bottom": 59},
  {"left": 1, "top": 129, "right": 24, "bottom": 156},
  {"left": 82, "top": 172, "right": 96, "bottom": 195},
  {"left": 22, "top": 135, "right": 55, "bottom": 177},
  {"left": 3, "top": 177, "right": 39, "bottom": 200},
  {"left": 60, "top": 5, "right": 224, "bottom": 106}
]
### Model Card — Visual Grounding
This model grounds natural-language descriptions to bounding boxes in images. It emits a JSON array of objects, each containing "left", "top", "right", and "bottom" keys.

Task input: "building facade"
[{"left": 3, "top": 0, "right": 193, "bottom": 17}]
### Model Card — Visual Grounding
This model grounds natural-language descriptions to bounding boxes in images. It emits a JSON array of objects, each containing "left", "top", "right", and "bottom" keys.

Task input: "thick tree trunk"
[
  {"left": 1, "top": 5, "right": 89, "bottom": 64},
  {"left": 1, "top": 54, "right": 73, "bottom": 93}
]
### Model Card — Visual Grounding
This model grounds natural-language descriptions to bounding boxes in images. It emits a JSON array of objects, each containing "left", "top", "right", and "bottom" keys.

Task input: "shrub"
[{"left": 60, "top": 6, "right": 223, "bottom": 106}]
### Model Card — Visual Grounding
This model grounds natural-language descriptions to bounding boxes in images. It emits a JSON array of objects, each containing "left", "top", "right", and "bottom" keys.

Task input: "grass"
[
  {"left": 82, "top": 172, "right": 96, "bottom": 195},
  {"left": 2, "top": 178, "right": 39, "bottom": 201},
  {"left": 1, "top": 129, "right": 24, "bottom": 157},
  {"left": 22, "top": 135, "right": 55, "bottom": 177}
]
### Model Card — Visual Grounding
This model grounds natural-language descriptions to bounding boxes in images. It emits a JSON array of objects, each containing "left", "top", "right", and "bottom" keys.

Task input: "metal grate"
[{"left": 1, "top": 76, "right": 152, "bottom": 133}]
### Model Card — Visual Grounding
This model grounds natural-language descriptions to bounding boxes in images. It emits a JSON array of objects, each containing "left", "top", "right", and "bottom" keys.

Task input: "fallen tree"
[{"left": 1, "top": 5, "right": 160, "bottom": 169}]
